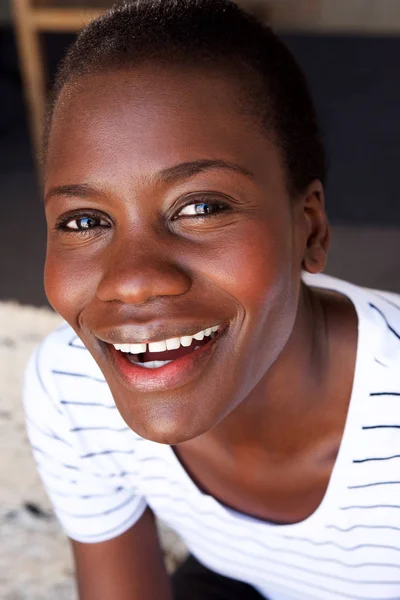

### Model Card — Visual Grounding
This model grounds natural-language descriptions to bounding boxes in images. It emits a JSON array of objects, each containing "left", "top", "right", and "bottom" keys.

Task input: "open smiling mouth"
[
  {"left": 104, "top": 323, "right": 228, "bottom": 392},
  {"left": 112, "top": 324, "right": 222, "bottom": 370}
]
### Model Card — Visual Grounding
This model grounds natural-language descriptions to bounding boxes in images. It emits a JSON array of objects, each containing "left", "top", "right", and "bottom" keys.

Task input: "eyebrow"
[
  {"left": 44, "top": 183, "right": 104, "bottom": 205},
  {"left": 156, "top": 159, "right": 254, "bottom": 184},
  {"left": 44, "top": 159, "right": 254, "bottom": 204}
]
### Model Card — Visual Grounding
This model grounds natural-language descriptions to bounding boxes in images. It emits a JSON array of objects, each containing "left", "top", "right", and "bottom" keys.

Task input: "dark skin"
[{"left": 44, "top": 64, "right": 357, "bottom": 598}]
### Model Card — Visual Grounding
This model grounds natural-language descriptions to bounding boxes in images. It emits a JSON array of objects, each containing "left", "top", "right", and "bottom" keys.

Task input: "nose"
[{"left": 96, "top": 239, "right": 192, "bottom": 305}]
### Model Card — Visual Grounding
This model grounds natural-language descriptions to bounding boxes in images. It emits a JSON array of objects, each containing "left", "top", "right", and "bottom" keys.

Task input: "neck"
[{"left": 191, "top": 283, "right": 336, "bottom": 458}]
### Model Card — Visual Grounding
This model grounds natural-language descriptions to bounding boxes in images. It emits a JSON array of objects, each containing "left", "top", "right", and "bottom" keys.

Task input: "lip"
[{"left": 104, "top": 324, "right": 228, "bottom": 392}]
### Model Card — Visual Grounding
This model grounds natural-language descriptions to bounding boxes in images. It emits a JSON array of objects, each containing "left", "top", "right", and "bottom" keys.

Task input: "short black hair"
[{"left": 46, "top": 0, "right": 327, "bottom": 196}]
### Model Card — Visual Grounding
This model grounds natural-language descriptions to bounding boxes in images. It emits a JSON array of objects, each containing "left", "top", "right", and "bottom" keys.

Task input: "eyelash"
[
  {"left": 55, "top": 210, "right": 111, "bottom": 234},
  {"left": 55, "top": 199, "right": 231, "bottom": 234},
  {"left": 172, "top": 198, "right": 231, "bottom": 220}
]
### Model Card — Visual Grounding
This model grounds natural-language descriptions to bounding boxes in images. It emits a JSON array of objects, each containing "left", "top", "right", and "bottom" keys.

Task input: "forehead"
[{"left": 46, "top": 65, "right": 281, "bottom": 188}]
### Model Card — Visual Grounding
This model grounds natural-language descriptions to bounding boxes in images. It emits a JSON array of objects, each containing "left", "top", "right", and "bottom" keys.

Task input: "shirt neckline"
[{"left": 163, "top": 274, "right": 379, "bottom": 534}]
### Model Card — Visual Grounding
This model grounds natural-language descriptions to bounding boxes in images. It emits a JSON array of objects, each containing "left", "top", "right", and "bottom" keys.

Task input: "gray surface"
[
  {"left": 327, "top": 226, "right": 400, "bottom": 293},
  {"left": 0, "top": 1, "right": 10, "bottom": 25}
]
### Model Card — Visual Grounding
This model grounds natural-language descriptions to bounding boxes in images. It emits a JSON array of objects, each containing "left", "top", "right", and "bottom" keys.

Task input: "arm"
[
  {"left": 72, "top": 507, "right": 173, "bottom": 600},
  {"left": 23, "top": 342, "right": 171, "bottom": 600}
]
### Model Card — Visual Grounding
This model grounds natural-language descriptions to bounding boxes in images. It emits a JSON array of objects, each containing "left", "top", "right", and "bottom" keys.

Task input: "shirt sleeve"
[{"left": 23, "top": 343, "right": 147, "bottom": 544}]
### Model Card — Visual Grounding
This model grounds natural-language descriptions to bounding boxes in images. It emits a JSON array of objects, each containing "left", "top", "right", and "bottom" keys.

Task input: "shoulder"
[
  {"left": 26, "top": 323, "right": 107, "bottom": 397},
  {"left": 362, "top": 287, "right": 400, "bottom": 386},
  {"left": 32, "top": 322, "right": 103, "bottom": 379},
  {"left": 303, "top": 272, "right": 400, "bottom": 375},
  {"left": 23, "top": 324, "right": 147, "bottom": 543},
  {"left": 24, "top": 323, "right": 115, "bottom": 427},
  {"left": 24, "top": 323, "right": 143, "bottom": 462}
]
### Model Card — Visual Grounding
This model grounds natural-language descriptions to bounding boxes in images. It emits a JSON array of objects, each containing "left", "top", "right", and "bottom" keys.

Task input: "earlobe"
[
  {"left": 302, "top": 244, "right": 328, "bottom": 274},
  {"left": 302, "top": 222, "right": 330, "bottom": 274}
]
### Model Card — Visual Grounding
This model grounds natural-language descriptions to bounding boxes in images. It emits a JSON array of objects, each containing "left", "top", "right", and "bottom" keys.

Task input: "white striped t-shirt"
[{"left": 24, "top": 273, "right": 400, "bottom": 600}]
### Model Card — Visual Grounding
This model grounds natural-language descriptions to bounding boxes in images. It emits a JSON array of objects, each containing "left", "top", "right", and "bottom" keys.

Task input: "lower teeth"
[
  {"left": 138, "top": 360, "right": 173, "bottom": 369},
  {"left": 122, "top": 342, "right": 205, "bottom": 369}
]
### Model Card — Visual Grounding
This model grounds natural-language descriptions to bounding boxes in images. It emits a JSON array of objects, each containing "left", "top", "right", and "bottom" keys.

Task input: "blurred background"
[{"left": 1, "top": 1, "right": 400, "bottom": 599}]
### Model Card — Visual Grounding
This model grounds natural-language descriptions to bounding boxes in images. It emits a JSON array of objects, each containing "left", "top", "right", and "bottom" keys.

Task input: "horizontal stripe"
[
  {"left": 148, "top": 492, "right": 293, "bottom": 535},
  {"left": 154, "top": 488, "right": 400, "bottom": 543},
  {"left": 60, "top": 400, "right": 116, "bottom": 409},
  {"left": 161, "top": 507, "right": 400, "bottom": 569},
  {"left": 70, "top": 425, "right": 130, "bottom": 433},
  {"left": 186, "top": 526, "right": 400, "bottom": 584},
  {"left": 57, "top": 494, "right": 136, "bottom": 518},
  {"left": 353, "top": 454, "right": 400, "bottom": 463},
  {"left": 52, "top": 369, "right": 105, "bottom": 383},
  {"left": 233, "top": 554, "right": 400, "bottom": 600},
  {"left": 152, "top": 491, "right": 322, "bottom": 539},
  {"left": 282, "top": 535, "right": 400, "bottom": 554},
  {"left": 71, "top": 500, "right": 146, "bottom": 541},
  {"left": 370, "top": 392, "right": 400, "bottom": 397},
  {"left": 373, "top": 292, "right": 400, "bottom": 312},
  {"left": 327, "top": 524, "right": 400, "bottom": 534},
  {"left": 80, "top": 486, "right": 125, "bottom": 499},
  {"left": 362, "top": 425, "right": 400, "bottom": 430},
  {"left": 26, "top": 417, "right": 72, "bottom": 447},
  {"left": 80, "top": 449, "right": 135, "bottom": 459},
  {"left": 369, "top": 303, "right": 400, "bottom": 340},
  {"left": 90, "top": 470, "right": 138, "bottom": 479},
  {"left": 49, "top": 486, "right": 125, "bottom": 500},
  {"left": 137, "top": 455, "right": 170, "bottom": 464},
  {"left": 348, "top": 481, "right": 400, "bottom": 489},
  {"left": 32, "top": 446, "right": 80, "bottom": 471},
  {"left": 341, "top": 504, "right": 400, "bottom": 511}
]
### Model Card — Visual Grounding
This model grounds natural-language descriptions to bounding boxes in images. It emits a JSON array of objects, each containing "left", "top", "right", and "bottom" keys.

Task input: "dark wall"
[{"left": 284, "top": 34, "right": 400, "bottom": 224}]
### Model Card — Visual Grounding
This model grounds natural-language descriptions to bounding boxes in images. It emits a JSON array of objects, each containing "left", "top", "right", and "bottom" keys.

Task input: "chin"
[
  {"left": 117, "top": 395, "right": 219, "bottom": 445},
  {"left": 129, "top": 414, "right": 210, "bottom": 445}
]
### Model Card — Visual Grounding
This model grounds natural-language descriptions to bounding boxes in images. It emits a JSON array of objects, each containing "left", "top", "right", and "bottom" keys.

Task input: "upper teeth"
[{"left": 113, "top": 325, "right": 220, "bottom": 354}]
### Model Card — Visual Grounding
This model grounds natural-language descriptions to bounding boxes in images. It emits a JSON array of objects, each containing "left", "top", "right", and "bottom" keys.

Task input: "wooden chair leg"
[{"left": 12, "top": 0, "right": 47, "bottom": 165}]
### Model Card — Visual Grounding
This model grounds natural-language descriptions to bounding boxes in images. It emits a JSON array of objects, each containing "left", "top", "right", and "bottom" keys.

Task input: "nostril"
[{"left": 96, "top": 258, "right": 192, "bottom": 304}]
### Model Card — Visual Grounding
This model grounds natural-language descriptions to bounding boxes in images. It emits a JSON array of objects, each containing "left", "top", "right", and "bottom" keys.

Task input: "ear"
[{"left": 295, "top": 180, "right": 330, "bottom": 274}]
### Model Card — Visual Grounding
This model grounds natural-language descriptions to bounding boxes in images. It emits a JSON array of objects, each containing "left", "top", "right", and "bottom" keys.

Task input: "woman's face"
[{"left": 44, "top": 65, "right": 313, "bottom": 443}]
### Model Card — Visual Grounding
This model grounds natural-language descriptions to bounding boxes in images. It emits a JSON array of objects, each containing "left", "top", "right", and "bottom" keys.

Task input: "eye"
[
  {"left": 67, "top": 216, "right": 104, "bottom": 230},
  {"left": 56, "top": 213, "right": 110, "bottom": 232},
  {"left": 175, "top": 200, "right": 229, "bottom": 219}
]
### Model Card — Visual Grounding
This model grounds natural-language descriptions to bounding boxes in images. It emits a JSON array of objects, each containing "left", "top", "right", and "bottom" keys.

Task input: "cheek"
[
  {"left": 191, "top": 218, "right": 299, "bottom": 393},
  {"left": 197, "top": 218, "right": 295, "bottom": 316},
  {"left": 44, "top": 243, "right": 100, "bottom": 325}
]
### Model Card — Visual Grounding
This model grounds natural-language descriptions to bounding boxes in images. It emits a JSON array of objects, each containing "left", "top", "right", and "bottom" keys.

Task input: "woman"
[{"left": 24, "top": 1, "right": 400, "bottom": 598}]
